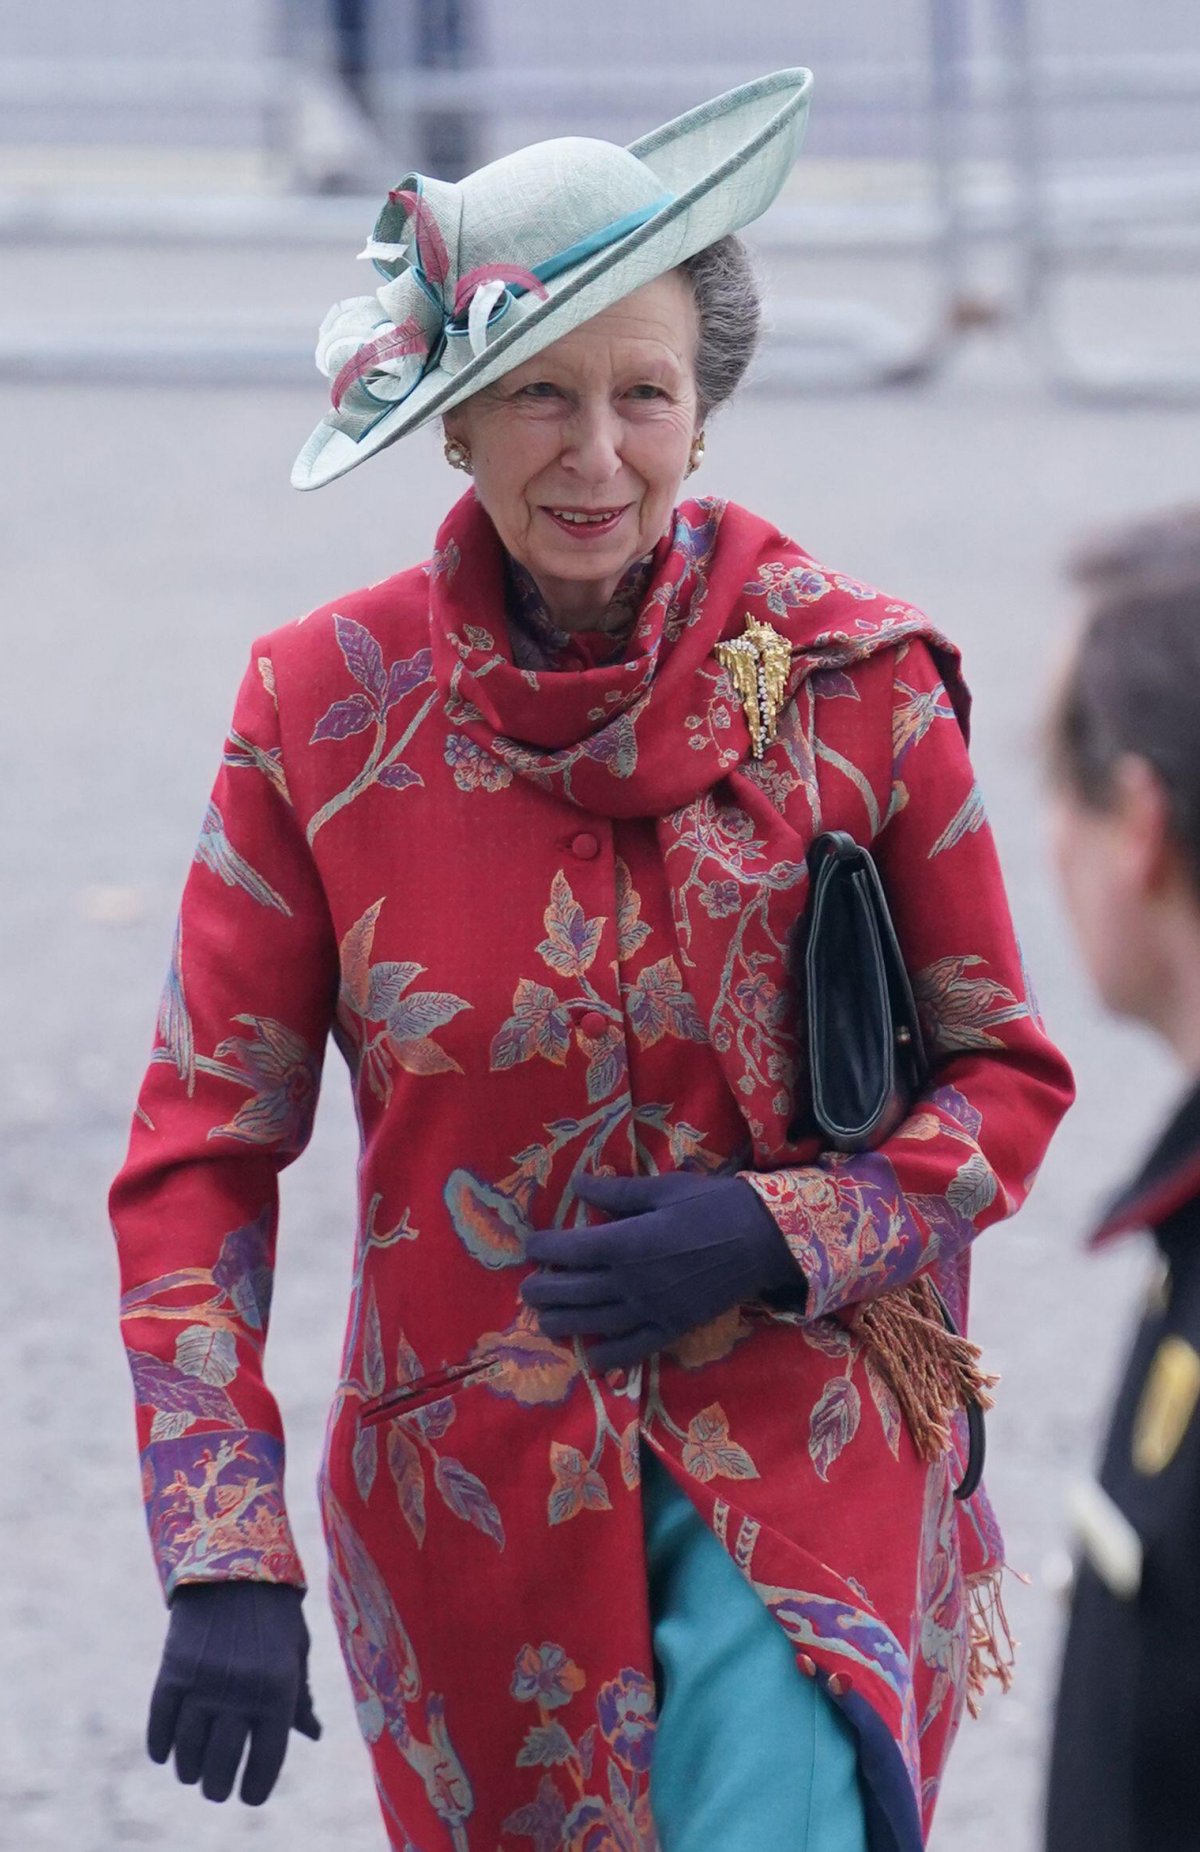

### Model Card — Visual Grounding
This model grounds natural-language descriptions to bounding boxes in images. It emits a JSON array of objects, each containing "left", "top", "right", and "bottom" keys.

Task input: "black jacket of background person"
[{"left": 1046, "top": 1080, "right": 1200, "bottom": 1852}]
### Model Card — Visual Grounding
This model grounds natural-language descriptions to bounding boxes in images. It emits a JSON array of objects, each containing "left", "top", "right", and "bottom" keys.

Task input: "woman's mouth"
[{"left": 542, "top": 506, "right": 627, "bottom": 538}]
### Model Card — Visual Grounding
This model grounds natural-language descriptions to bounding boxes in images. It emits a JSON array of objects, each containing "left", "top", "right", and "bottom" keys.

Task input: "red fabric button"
[
  {"left": 579, "top": 1010, "right": 609, "bottom": 1040},
  {"left": 570, "top": 831, "right": 601, "bottom": 861},
  {"left": 798, "top": 1655, "right": 817, "bottom": 1679},
  {"left": 827, "top": 1673, "right": 850, "bottom": 1698}
]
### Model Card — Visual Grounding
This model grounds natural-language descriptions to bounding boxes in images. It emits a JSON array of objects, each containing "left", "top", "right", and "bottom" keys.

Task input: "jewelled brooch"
[{"left": 715, "top": 616, "right": 792, "bottom": 758}]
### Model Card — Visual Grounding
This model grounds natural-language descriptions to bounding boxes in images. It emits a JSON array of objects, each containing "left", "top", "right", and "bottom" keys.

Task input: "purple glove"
[
  {"left": 521, "top": 1171, "right": 804, "bottom": 1372},
  {"left": 147, "top": 1581, "right": 320, "bottom": 1805}
]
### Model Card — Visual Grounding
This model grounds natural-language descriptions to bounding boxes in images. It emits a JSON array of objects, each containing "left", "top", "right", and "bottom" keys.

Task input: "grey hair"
[{"left": 679, "top": 235, "right": 763, "bottom": 422}]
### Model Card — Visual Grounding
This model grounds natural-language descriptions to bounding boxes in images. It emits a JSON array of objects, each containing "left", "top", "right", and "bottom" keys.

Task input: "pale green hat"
[{"left": 291, "top": 68, "right": 813, "bottom": 491}]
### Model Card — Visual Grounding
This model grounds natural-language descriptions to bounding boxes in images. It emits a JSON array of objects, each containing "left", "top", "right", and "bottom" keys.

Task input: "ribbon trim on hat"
[{"left": 319, "top": 184, "right": 676, "bottom": 441}]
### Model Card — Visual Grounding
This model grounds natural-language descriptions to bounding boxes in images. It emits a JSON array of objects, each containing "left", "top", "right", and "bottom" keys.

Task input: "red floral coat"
[{"left": 111, "top": 495, "right": 1073, "bottom": 1852}]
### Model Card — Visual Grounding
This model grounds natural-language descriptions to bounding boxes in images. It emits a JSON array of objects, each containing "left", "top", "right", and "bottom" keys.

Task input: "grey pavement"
[{"left": 4, "top": 239, "right": 1200, "bottom": 1852}]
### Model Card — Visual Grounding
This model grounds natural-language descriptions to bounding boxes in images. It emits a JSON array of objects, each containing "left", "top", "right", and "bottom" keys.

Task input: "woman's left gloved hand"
[{"left": 521, "top": 1171, "right": 804, "bottom": 1373}]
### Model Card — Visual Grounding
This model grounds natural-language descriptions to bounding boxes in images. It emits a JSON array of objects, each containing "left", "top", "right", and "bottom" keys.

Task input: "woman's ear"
[{"left": 1111, "top": 753, "right": 1176, "bottom": 897}]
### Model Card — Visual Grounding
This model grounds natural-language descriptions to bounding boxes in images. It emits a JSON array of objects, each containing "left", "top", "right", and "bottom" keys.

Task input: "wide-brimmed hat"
[{"left": 291, "top": 68, "right": 812, "bottom": 491}]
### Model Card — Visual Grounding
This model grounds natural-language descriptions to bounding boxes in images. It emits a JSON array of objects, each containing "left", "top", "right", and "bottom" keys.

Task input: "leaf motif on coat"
[
  {"left": 352, "top": 1422, "right": 378, "bottom": 1502},
  {"left": 929, "top": 781, "right": 986, "bottom": 858},
  {"left": 932, "top": 1084, "right": 983, "bottom": 1142},
  {"left": 386, "top": 1424, "right": 427, "bottom": 1546},
  {"left": 537, "top": 871, "right": 604, "bottom": 978},
  {"left": 503, "top": 1775, "right": 568, "bottom": 1852},
  {"left": 516, "top": 1721, "right": 576, "bottom": 1768},
  {"left": 548, "top": 1443, "right": 612, "bottom": 1524},
  {"left": 375, "top": 761, "right": 424, "bottom": 793},
  {"left": 625, "top": 957, "right": 707, "bottom": 1049},
  {"left": 334, "top": 613, "right": 387, "bottom": 702},
  {"left": 129, "top": 1350, "right": 240, "bottom": 1426},
  {"left": 385, "top": 988, "right": 471, "bottom": 1046},
  {"left": 363, "top": 960, "right": 423, "bottom": 1020},
  {"left": 339, "top": 900, "right": 384, "bottom": 1015},
  {"left": 583, "top": 711, "right": 637, "bottom": 778},
  {"left": 619, "top": 1422, "right": 641, "bottom": 1489},
  {"left": 913, "top": 956, "right": 1029, "bottom": 1054},
  {"left": 444, "top": 1169, "right": 529, "bottom": 1269},
  {"left": 174, "top": 1324, "right": 238, "bottom": 1387},
  {"left": 473, "top": 1321, "right": 579, "bottom": 1406},
  {"left": 865, "top": 1354, "right": 903, "bottom": 1460},
  {"left": 211, "top": 1212, "right": 273, "bottom": 1330},
  {"left": 383, "top": 647, "right": 432, "bottom": 712},
  {"left": 390, "top": 1033, "right": 463, "bottom": 1077},
  {"left": 808, "top": 1376, "right": 862, "bottom": 1482},
  {"left": 801, "top": 1318, "right": 854, "bottom": 1361},
  {"left": 149, "top": 1408, "right": 195, "bottom": 1442},
  {"left": 434, "top": 1455, "right": 505, "bottom": 1548},
  {"left": 946, "top": 1150, "right": 998, "bottom": 1221},
  {"left": 311, "top": 692, "right": 377, "bottom": 743},
  {"left": 615, "top": 859, "right": 652, "bottom": 958},
  {"left": 490, "top": 979, "right": 572, "bottom": 1069},
  {"left": 363, "top": 1285, "right": 385, "bottom": 1396},
  {"left": 681, "top": 1403, "right": 759, "bottom": 1483},
  {"left": 668, "top": 1308, "right": 746, "bottom": 1369},
  {"left": 577, "top": 1724, "right": 597, "bottom": 1781},
  {"left": 894, "top": 1110, "right": 942, "bottom": 1143},
  {"left": 583, "top": 1028, "right": 626, "bottom": 1105}
]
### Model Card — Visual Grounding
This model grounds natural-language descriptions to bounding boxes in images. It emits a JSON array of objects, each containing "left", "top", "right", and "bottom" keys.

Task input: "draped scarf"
[{"left": 428, "top": 489, "right": 970, "bottom": 1167}]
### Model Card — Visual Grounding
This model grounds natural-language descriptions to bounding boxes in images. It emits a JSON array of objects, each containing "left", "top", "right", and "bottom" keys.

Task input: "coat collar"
[{"left": 1091, "top": 1076, "right": 1200, "bottom": 1248}]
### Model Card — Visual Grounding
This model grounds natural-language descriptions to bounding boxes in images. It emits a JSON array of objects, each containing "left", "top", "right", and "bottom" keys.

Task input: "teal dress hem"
[{"left": 642, "top": 1446, "right": 870, "bottom": 1852}]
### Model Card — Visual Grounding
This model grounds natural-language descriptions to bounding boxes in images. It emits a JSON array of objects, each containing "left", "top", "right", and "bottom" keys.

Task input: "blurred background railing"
[{"left": 0, "top": 0, "right": 1197, "bottom": 393}]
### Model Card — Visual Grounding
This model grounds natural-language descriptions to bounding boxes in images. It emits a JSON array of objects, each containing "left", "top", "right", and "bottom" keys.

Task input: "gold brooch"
[{"left": 715, "top": 616, "right": 791, "bottom": 758}]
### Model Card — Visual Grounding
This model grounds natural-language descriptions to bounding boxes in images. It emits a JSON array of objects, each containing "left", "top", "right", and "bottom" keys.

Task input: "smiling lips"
[{"left": 543, "top": 506, "right": 628, "bottom": 537}]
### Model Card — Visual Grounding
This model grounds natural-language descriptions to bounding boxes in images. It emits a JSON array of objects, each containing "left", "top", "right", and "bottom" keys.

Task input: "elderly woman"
[{"left": 111, "top": 70, "right": 1073, "bottom": 1852}]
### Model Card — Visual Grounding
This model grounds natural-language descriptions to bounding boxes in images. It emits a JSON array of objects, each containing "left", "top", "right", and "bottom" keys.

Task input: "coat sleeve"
[
  {"left": 741, "top": 637, "right": 1075, "bottom": 1321},
  {"left": 109, "top": 643, "right": 339, "bottom": 1600}
]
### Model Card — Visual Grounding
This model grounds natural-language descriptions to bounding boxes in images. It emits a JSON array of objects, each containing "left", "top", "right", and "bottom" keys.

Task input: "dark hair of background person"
[{"left": 1048, "top": 505, "right": 1200, "bottom": 891}]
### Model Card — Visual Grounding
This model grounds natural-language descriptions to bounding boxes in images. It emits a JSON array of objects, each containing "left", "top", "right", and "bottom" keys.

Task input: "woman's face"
[{"left": 442, "top": 272, "right": 700, "bottom": 625}]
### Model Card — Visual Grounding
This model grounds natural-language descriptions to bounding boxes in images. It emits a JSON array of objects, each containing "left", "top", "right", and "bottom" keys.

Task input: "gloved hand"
[
  {"left": 148, "top": 1580, "right": 321, "bottom": 1805},
  {"left": 521, "top": 1170, "right": 804, "bottom": 1373}
]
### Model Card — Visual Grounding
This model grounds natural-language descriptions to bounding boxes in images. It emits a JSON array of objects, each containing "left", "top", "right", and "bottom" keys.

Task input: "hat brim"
[{"left": 291, "top": 68, "right": 813, "bottom": 491}]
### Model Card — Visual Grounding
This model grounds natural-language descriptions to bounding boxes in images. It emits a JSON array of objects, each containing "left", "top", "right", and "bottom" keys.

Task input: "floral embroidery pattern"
[
  {"left": 337, "top": 898, "right": 471, "bottom": 1103},
  {"left": 195, "top": 801, "right": 292, "bottom": 914},
  {"left": 141, "top": 1432, "right": 299, "bottom": 1593},
  {"left": 323, "top": 1489, "right": 476, "bottom": 1849},
  {"left": 502, "top": 1646, "right": 655, "bottom": 1852},
  {"left": 306, "top": 614, "right": 438, "bottom": 842}
]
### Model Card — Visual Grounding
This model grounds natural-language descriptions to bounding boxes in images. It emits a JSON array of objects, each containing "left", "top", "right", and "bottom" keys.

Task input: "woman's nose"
[{"left": 562, "top": 402, "right": 623, "bottom": 481}]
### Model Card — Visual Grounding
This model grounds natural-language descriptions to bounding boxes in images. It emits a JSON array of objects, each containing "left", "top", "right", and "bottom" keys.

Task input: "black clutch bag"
[
  {"left": 791, "top": 829, "right": 985, "bottom": 1501},
  {"left": 792, "top": 830, "right": 928, "bottom": 1154}
]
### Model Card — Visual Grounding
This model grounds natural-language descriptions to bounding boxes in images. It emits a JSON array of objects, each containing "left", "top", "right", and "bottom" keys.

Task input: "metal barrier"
[
  {"left": 997, "top": 0, "right": 1200, "bottom": 401},
  {"left": 0, "top": 0, "right": 982, "bottom": 390}
]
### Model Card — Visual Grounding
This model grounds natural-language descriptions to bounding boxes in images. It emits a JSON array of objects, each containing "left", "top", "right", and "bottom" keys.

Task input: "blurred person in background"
[
  {"left": 110, "top": 70, "right": 1072, "bottom": 1852},
  {"left": 1045, "top": 508, "right": 1200, "bottom": 1852}
]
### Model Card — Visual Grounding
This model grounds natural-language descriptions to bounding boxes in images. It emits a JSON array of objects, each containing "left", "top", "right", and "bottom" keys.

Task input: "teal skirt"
[{"left": 642, "top": 1447, "right": 869, "bottom": 1852}]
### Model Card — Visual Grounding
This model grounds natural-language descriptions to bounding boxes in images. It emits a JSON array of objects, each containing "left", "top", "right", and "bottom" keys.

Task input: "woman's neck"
[
  {"left": 530, "top": 572, "right": 631, "bottom": 633},
  {"left": 510, "top": 555, "right": 653, "bottom": 636}
]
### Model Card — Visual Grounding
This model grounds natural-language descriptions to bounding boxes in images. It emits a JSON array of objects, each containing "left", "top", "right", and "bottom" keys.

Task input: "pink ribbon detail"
[{"left": 330, "top": 314, "right": 428, "bottom": 411}]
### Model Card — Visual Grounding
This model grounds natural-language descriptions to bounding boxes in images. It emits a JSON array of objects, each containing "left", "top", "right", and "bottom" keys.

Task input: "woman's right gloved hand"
[{"left": 147, "top": 1580, "right": 321, "bottom": 1804}]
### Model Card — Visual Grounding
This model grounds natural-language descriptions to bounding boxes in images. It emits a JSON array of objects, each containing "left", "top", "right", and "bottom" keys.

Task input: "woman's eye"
[
  {"left": 518, "top": 381, "right": 561, "bottom": 399},
  {"left": 627, "top": 384, "right": 666, "bottom": 400}
]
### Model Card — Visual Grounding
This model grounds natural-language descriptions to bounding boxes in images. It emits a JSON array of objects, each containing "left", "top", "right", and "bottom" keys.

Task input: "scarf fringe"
[
  {"left": 964, "top": 1566, "right": 1018, "bottom": 1716},
  {"left": 848, "top": 1275, "right": 998, "bottom": 1463}
]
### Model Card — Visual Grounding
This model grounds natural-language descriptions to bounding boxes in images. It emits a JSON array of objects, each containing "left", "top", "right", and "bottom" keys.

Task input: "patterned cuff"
[
  {"left": 739, "top": 1168, "right": 843, "bottom": 1322},
  {"left": 141, "top": 1429, "right": 305, "bottom": 1601}
]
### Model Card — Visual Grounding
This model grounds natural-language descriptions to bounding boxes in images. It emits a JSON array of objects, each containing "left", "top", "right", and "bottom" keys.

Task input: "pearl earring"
[
  {"left": 686, "top": 431, "right": 706, "bottom": 477},
  {"left": 444, "top": 437, "right": 473, "bottom": 473}
]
